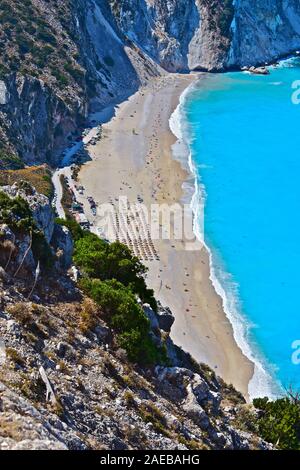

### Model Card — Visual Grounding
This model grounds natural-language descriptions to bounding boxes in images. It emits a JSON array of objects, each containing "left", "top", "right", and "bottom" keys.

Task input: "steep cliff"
[
  {"left": 0, "top": 185, "right": 272, "bottom": 450},
  {"left": 0, "top": 0, "right": 299, "bottom": 167},
  {"left": 0, "top": 0, "right": 161, "bottom": 167},
  {"left": 228, "top": 0, "right": 300, "bottom": 67}
]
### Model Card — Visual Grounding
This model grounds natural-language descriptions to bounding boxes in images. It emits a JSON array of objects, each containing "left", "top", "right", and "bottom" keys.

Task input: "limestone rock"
[{"left": 51, "top": 224, "right": 73, "bottom": 270}]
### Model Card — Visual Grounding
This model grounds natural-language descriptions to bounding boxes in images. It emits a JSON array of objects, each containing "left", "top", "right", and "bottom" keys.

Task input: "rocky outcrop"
[
  {"left": 1, "top": 183, "right": 54, "bottom": 243},
  {"left": 0, "top": 184, "right": 73, "bottom": 276},
  {"left": 228, "top": 0, "right": 300, "bottom": 68},
  {"left": 110, "top": 0, "right": 300, "bottom": 71},
  {"left": 51, "top": 225, "right": 73, "bottom": 270},
  {"left": 108, "top": 0, "right": 201, "bottom": 72},
  {"left": 0, "top": 74, "right": 85, "bottom": 167},
  {"left": 0, "top": 286, "right": 271, "bottom": 450}
]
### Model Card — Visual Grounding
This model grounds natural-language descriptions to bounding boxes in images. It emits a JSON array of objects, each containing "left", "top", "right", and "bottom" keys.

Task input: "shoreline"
[
  {"left": 168, "top": 79, "right": 272, "bottom": 401},
  {"left": 174, "top": 72, "right": 285, "bottom": 400},
  {"left": 77, "top": 73, "right": 254, "bottom": 399}
]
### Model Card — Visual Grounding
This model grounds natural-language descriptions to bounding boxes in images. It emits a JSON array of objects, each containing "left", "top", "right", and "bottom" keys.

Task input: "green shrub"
[
  {"left": 74, "top": 236, "right": 157, "bottom": 310},
  {"left": 219, "top": 0, "right": 234, "bottom": 36},
  {"left": 0, "top": 151, "right": 25, "bottom": 170},
  {"left": 0, "top": 191, "right": 53, "bottom": 271},
  {"left": 0, "top": 191, "right": 33, "bottom": 232},
  {"left": 81, "top": 278, "right": 162, "bottom": 365},
  {"left": 253, "top": 397, "right": 300, "bottom": 449},
  {"left": 64, "top": 63, "right": 85, "bottom": 83}
]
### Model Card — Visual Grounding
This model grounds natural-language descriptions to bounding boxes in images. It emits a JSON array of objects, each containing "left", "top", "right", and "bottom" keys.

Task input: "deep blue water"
[{"left": 182, "top": 60, "right": 300, "bottom": 397}]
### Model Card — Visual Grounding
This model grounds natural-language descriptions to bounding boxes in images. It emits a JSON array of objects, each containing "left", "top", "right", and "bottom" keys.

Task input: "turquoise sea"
[{"left": 177, "top": 59, "right": 300, "bottom": 398}]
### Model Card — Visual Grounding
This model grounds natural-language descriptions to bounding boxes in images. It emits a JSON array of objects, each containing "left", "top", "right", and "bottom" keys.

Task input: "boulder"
[
  {"left": 182, "top": 389, "right": 210, "bottom": 430},
  {"left": 14, "top": 232, "right": 36, "bottom": 275},
  {"left": 9, "top": 439, "right": 68, "bottom": 451},
  {"left": 156, "top": 305, "right": 174, "bottom": 332},
  {"left": 0, "top": 80, "right": 9, "bottom": 105},
  {"left": 6, "top": 320, "right": 21, "bottom": 336},
  {"left": 51, "top": 224, "right": 73, "bottom": 269},
  {"left": 94, "top": 324, "right": 110, "bottom": 343}
]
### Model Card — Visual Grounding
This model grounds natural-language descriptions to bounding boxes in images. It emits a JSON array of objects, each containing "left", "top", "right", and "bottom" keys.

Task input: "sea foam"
[{"left": 169, "top": 78, "right": 283, "bottom": 400}]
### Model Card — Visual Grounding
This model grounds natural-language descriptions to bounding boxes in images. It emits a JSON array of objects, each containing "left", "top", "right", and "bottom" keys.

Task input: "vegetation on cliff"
[
  {"left": 0, "top": 0, "right": 84, "bottom": 92},
  {"left": 253, "top": 396, "right": 300, "bottom": 450},
  {"left": 0, "top": 165, "right": 53, "bottom": 197},
  {"left": 71, "top": 229, "right": 162, "bottom": 365},
  {"left": 0, "top": 188, "right": 53, "bottom": 271},
  {"left": 1, "top": 187, "right": 300, "bottom": 450}
]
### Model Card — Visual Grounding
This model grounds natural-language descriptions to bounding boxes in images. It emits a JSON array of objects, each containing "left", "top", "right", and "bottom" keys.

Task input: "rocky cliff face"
[
  {"left": 0, "top": 185, "right": 273, "bottom": 450},
  {"left": 0, "top": 74, "right": 85, "bottom": 167},
  {"left": 0, "top": 183, "right": 73, "bottom": 276},
  {"left": 110, "top": 0, "right": 300, "bottom": 71},
  {"left": 0, "top": 0, "right": 299, "bottom": 166},
  {"left": 228, "top": 0, "right": 300, "bottom": 67},
  {"left": 0, "top": 0, "right": 161, "bottom": 167}
]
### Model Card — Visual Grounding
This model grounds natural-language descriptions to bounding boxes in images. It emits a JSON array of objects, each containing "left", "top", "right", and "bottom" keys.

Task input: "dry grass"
[
  {"left": 79, "top": 298, "right": 100, "bottom": 333},
  {"left": 138, "top": 401, "right": 172, "bottom": 438},
  {"left": 124, "top": 390, "right": 136, "bottom": 406},
  {"left": 0, "top": 165, "right": 53, "bottom": 197},
  {"left": 6, "top": 347, "right": 25, "bottom": 367},
  {"left": 0, "top": 416, "right": 27, "bottom": 441},
  {"left": 6, "top": 302, "right": 32, "bottom": 325},
  {"left": 177, "top": 435, "right": 208, "bottom": 450}
]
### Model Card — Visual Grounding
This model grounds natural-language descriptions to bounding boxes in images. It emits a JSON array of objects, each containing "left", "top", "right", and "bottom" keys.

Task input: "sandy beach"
[{"left": 78, "top": 73, "right": 254, "bottom": 398}]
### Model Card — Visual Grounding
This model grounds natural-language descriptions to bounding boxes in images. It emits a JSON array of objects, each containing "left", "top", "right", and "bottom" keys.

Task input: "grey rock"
[
  {"left": 110, "top": 438, "right": 128, "bottom": 451},
  {"left": 183, "top": 398, "right": 210, "bottom": 431},
  {"left": 228, "top": 0, "right": 300, "bottom": 69},
  {"left": 191, "top": 376, "right": 210, "bottom": 404},
  {"left": 0, "top": 80, "right": 9, "bottom": 105},
  {"left": 143, "top": 304, "right": 160, "bottom": 331},
  {"left": 51, "top": 225, "right": 73, "bottom": 269},
  {"left": 1, "top": 184, "right": 54, "bottom": 243},
  {"left": 10, "top": 439, "right": 68, "bottom": 451},
  {"left": 94, "top": 324, "right": 110, "bottom": 343},
  {"left": 56, "top": 342, "right": 68, "bottom": 358},
  {"left": 6, "top": 320, "right": 21, "bottom": 336},
  {"left": 156, "top": 305, "right": 174, "bottom": 332},
  {"left": 0, "top": 267, "right": 9, "bottom": 282}
]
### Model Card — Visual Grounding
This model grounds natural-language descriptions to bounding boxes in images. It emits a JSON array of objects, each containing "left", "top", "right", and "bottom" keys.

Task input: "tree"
[
  {"left": 81, "top": 278, "right": 162, "bottom": 364},
  {"left": 74, "top": 236, "right": 157, "bottom": 310},
  {"left": 253, "top": 397, "right": 300, "bottom": 449}
]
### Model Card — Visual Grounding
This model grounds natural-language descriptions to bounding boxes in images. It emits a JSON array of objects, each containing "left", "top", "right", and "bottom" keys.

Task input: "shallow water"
[{"left": 182, "top": 60, "right": 300, "bottom": 397}]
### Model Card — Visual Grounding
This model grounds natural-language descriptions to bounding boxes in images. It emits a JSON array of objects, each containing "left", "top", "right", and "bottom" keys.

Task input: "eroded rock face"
[
  {"left": 0, "top": 184, "right": 75, "bottom": 277},
  {"left": 110, "top": 0, "right": 300, "bottom": 71},
  {"left": 0, "top": 81, "right": 9, "bottom": 106},
  {"left": 51, "top": 225, "right": 73, "bottom": 270},
  {"left": 109, "top": 0, "right": 201, "bottom": 72},
  {"left": 0, "top": 74, "right": 83, "bottom": 166},
  {"left": 1, "top": 184, "right": 54, "bottom": 243},
  {"left": 1, "top": 0, "right": 300, "bottom": 166},
  {"left": 228, "top": 0, "right": 300, "bottom": 68}
]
